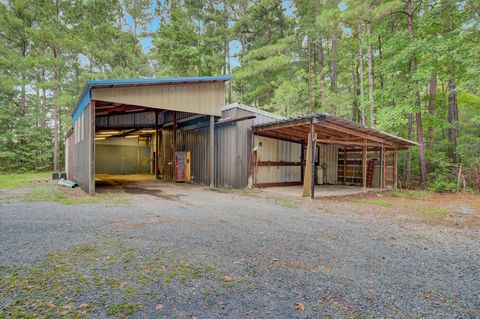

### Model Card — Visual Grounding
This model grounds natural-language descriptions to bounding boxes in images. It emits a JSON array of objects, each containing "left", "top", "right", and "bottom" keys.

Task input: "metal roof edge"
[
  {"left": 222, "top": 102, "right": 286, "bottom": 120},
  {"left": 251, "top": 113, "right": 418, "bottom": 147},
  {"left": 71, "top": 76, "right": 233, "bottom": 123}
]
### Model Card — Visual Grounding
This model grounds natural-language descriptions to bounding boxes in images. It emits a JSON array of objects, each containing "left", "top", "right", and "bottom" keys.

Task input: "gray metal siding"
[
  {"left": 72, "top": 102, "right": 94, "bottom": 193},
  {"left": 177, "top": 126, "right": 210, "bottom": 185},
  {"left": 215, "top": 105, "right": 283, "bottom": 188}
]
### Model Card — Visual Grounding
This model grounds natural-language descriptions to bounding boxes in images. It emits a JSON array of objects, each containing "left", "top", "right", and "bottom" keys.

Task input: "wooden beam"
[
  {"left": 173, "top": 111, "right": 177, "bottom": 182},
  {"left": 393, "top": 150, "right": 398, "bottom": 189},
  {"left": 252, "top": 117, "right": 312, "bottom": 133},
  {"left": 155, "top": 111, "right": 159, "bottom": 180},
  {"left": 343, "top": 147, "right": 347, "bottom": 185},
  {"left": 316, "top": 138, "right": 385, "bottom": 147},
  {"left": 253, "top": 131, "right": 304, "bottom": 144},
  {"left": 257, "top": 161, "right": 304, "bottom": 167},
  {"left": 319, "top": 122, "right": 396, "bottom": 147},
  {"left": 362, "top": 145, "right": 367, "bottom": 189},
  {"left": 209, "top": 115, "right": 215, "bottom": 187},
  {"left": 379, "top": 146, "right": 384, "bottom": 188},
  {"left": 254, "top": 181, "right": 303, "bottom": 188}
]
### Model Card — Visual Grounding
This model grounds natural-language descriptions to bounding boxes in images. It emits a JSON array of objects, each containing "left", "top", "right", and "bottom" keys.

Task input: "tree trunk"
[
  {"left": 406, "top": 0, "right": 427, "bottom": 186},
  {"left": 405, "top": 113, "right": 413, "bottom": 186},
  {"left": 377, "top": 34, "right": 384, "bottom": 89},
  {"left": 358, "top": 25, "right": 366, "bottom": 126},
  {"left": 427, "top": 72, "right": 436, "bottom": 149},
  {"left": 330, "top": 26, "right": 338, "bottom": 114},
  {"left": 416, "top": 97, "right": 427, "bottom": 186},
  {"left": 318, "top": 39, "right": 327, "bottom": 113},
  {"left": 448, "top": 78, "right": 458, "bottom": 163},
  {"left": 41, "top": 68, "right": 47, "bottom": 129},
  {"left": 367, "top": 24, "right": 376, "bottom": 128},
  {"left": 53, "top": 84, "right": 59, "bottom": 173},
  {"left": 352, "top": 53, "right": 359, "bottom": 121}
]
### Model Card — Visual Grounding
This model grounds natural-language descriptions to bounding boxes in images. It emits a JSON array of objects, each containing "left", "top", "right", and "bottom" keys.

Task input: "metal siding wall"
[
  {"left": 72, "top": 103, "right": 93, "bottom": 193},
  {"left": 161, "top": 129, "right": 173, "bottom": 181},
  {"left": 215, "top": 106, "right": 285, "bottom": 188},
  {"left": 254, "top": 136, "right": 302, "bottom": 184},
  {"left": 319, "top": 144, "right": 339, "bottom": 184},
  {"left": 65, "top": 133, "right": 74, "bottom": 179},
  {"left": 91, "top": 82, "right": 225, "bottom": 116},
  {"left": 177, "top": 126, "right": 209, "bottom": 185},
  {"left": 95, "top": 138, "right": 151, "bottom": 175}
]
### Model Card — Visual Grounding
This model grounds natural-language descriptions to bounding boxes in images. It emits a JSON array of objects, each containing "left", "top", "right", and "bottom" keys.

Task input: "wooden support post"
[
  {"left": 155, "top": 111, "right": 159, "bottom": 180},
  {"left": 209, "top": 115, "right": 215, "bottom": 187},
  {"left": 302, "top": 121, "right": 317, "bottom": 198},
  {"left": 343, "top": 147, "right": 347, "bottom": 184},
  {"left": 173, "top": 111, "right": 177, "bottom": 182},
  {"left": 89, "top": 100, "right": 95, "bottom": 195},
  {"left": 379, "top": 146, "right": 384, "bottom": 189},
  {"left": 362, "top": 145, "right": 367, "bottom": 189},
  {"left": 310, "top": 121, "right": 315, "bottom": 199},
  {"left": 393, "top": 150, "right": 398, "bottom": 189}
]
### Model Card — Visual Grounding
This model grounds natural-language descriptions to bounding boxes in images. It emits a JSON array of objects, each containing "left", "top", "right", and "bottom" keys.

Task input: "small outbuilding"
[{"left": 65, "top": 76, "right": 417, "bottom": 197}]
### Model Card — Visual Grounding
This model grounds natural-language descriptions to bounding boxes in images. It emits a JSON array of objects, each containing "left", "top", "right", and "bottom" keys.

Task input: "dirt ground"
[{"left": 0, "top": 177, "right": 479, "bottom": 318}]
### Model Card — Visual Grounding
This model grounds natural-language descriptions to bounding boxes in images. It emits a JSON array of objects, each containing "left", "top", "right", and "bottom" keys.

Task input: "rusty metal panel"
[{"left": 91, "top": 82, "right": 225, "bottom": 116}]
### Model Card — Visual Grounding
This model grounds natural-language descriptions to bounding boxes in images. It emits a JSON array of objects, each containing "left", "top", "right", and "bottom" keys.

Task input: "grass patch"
[
  {"left": 422, "top": 208, "right": 449, "bottom": 216},
  {"left": 165, "top": 263, "right": 214, "bottom": 284},
  {"left": 390, "top": 189, "right": 432, "bottom": 200},
  {"left": 0, "top": 172, "right": 51, "bottom": 189},
  {"left": 352, "top": 198, "right": 390, "bottom": 207},
  {"left": 211, "top": 186, "right": 235, "bottom": 193},
  {"left": 0, "top": 238, "right": 220, "bottom": 318},
  {"left": 20, "top": 185, "right": 129, "bottom": 206},
  {"left": 106, "top": 303, "right": 141, "bottom": 318},
  {"left": 274, "top": 196, "right": 299, "bottom": 208}
]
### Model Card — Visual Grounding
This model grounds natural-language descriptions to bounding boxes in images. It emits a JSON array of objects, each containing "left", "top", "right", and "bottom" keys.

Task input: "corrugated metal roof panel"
[{"left": 72, "top": 76, "right": 232, "bottom": 124}]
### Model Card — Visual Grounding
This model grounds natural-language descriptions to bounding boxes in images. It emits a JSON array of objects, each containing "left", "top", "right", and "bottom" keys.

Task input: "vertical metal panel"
[
  {"left": 161, "top": 128, "right": 173, "bottom": 181},
  {"left": 319, "top": 144, "right": 338, "bottom": 184},
  {"left": 95, "top": 138, "right": 151, "bottom": 174},
  {"left": 177, "top": 126, "right": 209, "bottom": 185},
  {"left": 65, "top": 132, "right": 74, "bottom": 179},
  {"left": 91, "top": 82, "right": 225, "bottom": 116},
  {"left": 215, "top": 104, "right": 287, "bottom": 188},
  {"left": 254, "top": 136, "right": 302, "bottom": 184},
  {"left": 72, "top": 103, "right": 93, "bottom": 193}
]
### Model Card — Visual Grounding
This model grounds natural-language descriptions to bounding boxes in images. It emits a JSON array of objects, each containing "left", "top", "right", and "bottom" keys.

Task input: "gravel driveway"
[{"left": 1, "top": 182, "right": 479, "bottom": 318}]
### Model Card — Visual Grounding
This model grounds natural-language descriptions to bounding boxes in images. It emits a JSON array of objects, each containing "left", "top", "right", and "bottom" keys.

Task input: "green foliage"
[
  {"left": 0, "top": 0, "right": 478, "bottom": 192},
  {"left": 429, "top": 179, "right": 458, "bottom": 193}
]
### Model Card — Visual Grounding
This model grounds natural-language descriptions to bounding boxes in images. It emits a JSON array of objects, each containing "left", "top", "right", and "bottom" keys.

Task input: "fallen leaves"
[
  {"left": 155, "top": 304, "right": 164, "bottom": 311},
  {"left": 295, "top": 302, "right": 305, "bottom": 312},
  {"left": 223, "top": 275, "right": 233, "bottom": 282}
]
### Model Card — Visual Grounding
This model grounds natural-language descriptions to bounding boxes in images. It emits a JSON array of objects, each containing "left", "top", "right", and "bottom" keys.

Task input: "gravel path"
[{"left": 1, "top": 183, "right": 479, "bottom": 318}]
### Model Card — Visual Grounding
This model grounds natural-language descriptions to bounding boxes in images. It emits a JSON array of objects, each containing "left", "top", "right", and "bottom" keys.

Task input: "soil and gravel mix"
[{"left": 0, "top": 182, "right": 479, "bottom": 318}]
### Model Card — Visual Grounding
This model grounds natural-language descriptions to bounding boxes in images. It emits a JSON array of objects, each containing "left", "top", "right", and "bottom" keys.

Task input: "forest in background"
[{"left": 0, "top": 0, "right": 479, "bottom": 191}]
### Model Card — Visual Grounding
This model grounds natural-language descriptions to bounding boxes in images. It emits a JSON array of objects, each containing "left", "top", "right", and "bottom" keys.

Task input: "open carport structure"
[
  {"left": 250, "top": 114, "right": 418, "bottom": 198},
  {"left": 65, "top": 76, "right": 231, "bottom": 194}
]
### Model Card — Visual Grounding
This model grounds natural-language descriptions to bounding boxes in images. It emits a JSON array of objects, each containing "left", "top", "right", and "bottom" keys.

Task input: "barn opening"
[
  {"left": 250, "top": 114, "right": 418, "bottom": 198},
  {"left": 65, "top": 76, "right": 231, "bottom": 194}
]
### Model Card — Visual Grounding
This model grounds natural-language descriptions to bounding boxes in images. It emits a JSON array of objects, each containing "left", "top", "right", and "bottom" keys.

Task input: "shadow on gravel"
[{"left": 123, "top": 186, "right": 186, "bottom": 201}]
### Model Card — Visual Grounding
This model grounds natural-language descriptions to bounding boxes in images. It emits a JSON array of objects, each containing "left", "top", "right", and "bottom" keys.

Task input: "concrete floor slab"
[{"left": 259, "top": 184, "right": 385, "bottom": 198}]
